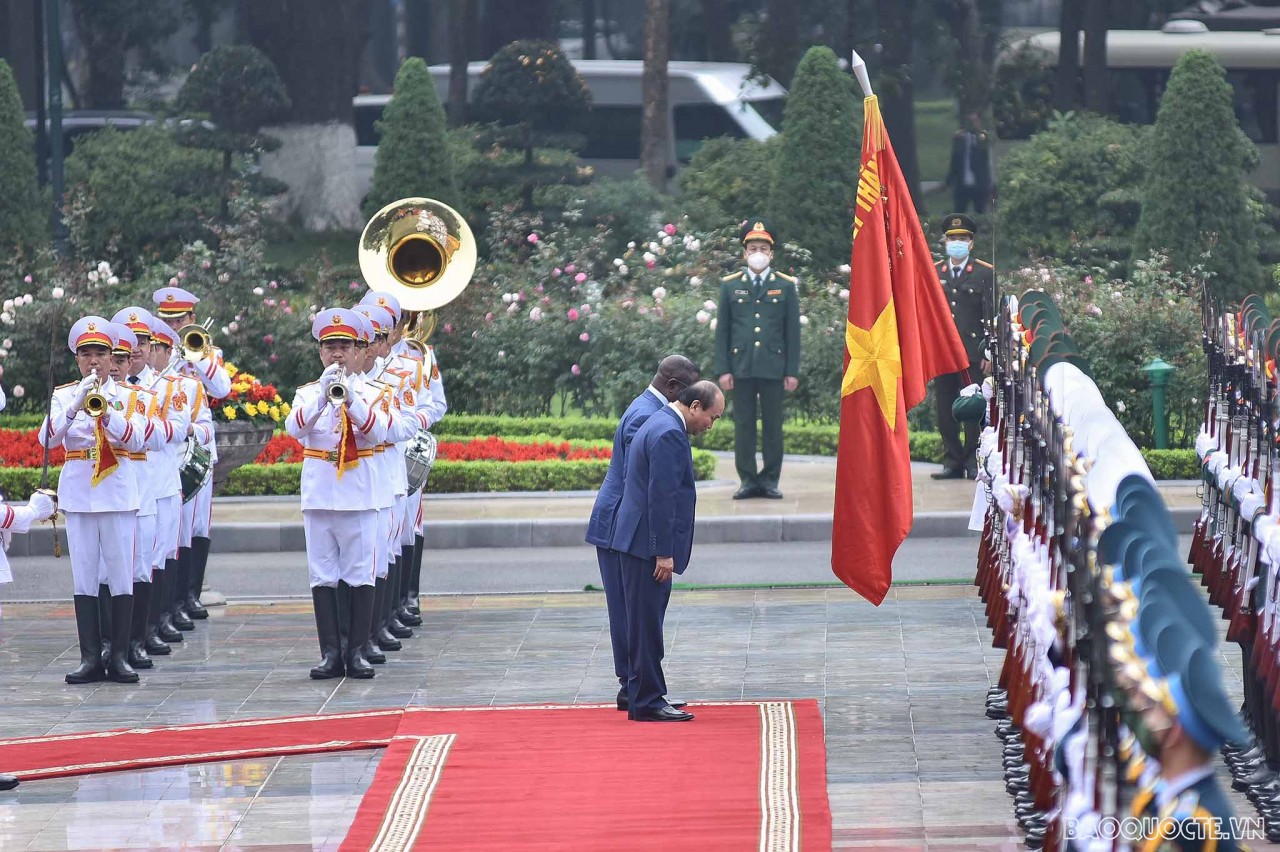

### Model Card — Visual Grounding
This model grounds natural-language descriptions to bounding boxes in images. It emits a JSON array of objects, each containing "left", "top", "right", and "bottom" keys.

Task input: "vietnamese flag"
[{"left": 831, "top": 89, "right": 970, "bottom": 605}]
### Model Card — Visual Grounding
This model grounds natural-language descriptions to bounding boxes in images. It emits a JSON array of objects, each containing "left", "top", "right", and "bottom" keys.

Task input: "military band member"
[
  {"left": 286, "top": 308, "right": 390, "bottom": 679},
  {"left": 932, "top": 213, "right": 994, "bottom": 480},
  {"left": 0, "top": 489, "right": 57, "bottom": 790},
  {"left": 38, "top": 318, "right": 147, "bottom": 684},
  {"left": 152, "top": 286, "right": 230, "bottom": 621},
  {"left": 715, "top": 217, "right": 801, "bottom": 500}
]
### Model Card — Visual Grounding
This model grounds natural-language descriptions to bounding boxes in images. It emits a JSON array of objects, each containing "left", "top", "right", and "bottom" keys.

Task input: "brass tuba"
[
  {"left": 178, "top": 318, "right": 216, "bottom": 362},
  {"left": 358, "top": 198, "right": 476, "bottom": 352}
]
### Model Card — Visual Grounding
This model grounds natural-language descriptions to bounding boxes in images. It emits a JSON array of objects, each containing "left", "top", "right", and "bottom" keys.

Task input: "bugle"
[{"left": 83, "top": 375, "right": 107, "bottom": 418}]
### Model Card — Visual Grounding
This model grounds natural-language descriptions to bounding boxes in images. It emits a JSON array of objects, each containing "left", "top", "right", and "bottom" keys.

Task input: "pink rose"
[
  {"left": 565, "top": 264, "right": 576, "bottom": 273},
  {"left": 201, "top": 260, "right": 212, "bottom": 270},
  {"left": 571, "top": 364, "right": 581, "bottom": 376},
  {"left": 263, "top": 334, "right": 274, "bottom": 345},
  {"left": 444, "top": 323, "right": 454, "bottom": 333},
  {"left": 580, "top": 303, "right": 590, "bottom": 314},
  {"left": 485, "top": 312, "right": 495, "bottom": 322},
  {"left": 541, "top": 296, "right": 551, "bottom": 305},
  {"left": 645, "top": 260, "right": 656, "bottom": 269},
  {"left": 269, "top": 354, "right": 279, "bottom": 363},
  {"left": 527, "top": 233, "right": 539, "bottom": 244},
  {"left": 518, "top": 290, "right": 527, "bottom": 302},
  {"left": 580, "top": 332, "right": 590, "bottom": 342},
  {"left": 22, "top": 275, "right": 32, "bottom": 284},
  {"left": 269, "top": 280, "right": 279, "bottom": 289},
  {"left": 552, "top": 268, "right": 562, "bottom": 277},
  {"left": 177, "top": 271, "right": 186, "bottom": 280},
  {"left": 663, "top": 223, "right": 676, "bottom": 236},
  {"left": 567, "top": 308, "right": 579, "bottom": 321},
  {"left": 349, "top": 282, "right": 361, "bottom": 291},
  {"left": 283, "top": 306, "right": 293, "bottom": 315},
  {"left": 11, "top": 384, "right": 23, "bottom": 398},
  {"left": 536, "top": 283, "right": 544, "bottom": 293},
  {"left": 575, "top": 272, "right": 587, "bottom": 283}
]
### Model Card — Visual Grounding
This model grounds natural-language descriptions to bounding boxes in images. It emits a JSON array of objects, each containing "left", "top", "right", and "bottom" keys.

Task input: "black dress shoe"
[
  {"left": 931, "top": 467, "right": 966, "bottom": 480},
  {"left": 631, "top": 706, "right": 694, "bottom": 722},
  {"left": 732, "top": 486, "right": 762, "bottom": 500},
  {"left": 157, "top": 613, "right": 183, "bottom": 643},
  {"left": 172, "top": 608, "right": 195, "bottom": 631},
  {"left": 0, "top": 774, "right": 16, "bottom": 791},
  {"left": 760, "top": 487, "right": 783, "bottom": 499},
  {"left": 616, "top": 693, "right": 687, "bottom": 712},
  {"left": 184, "top": 595, "right": 209, "bottom": 620},
  {"left": 144, "top": 628, "right": 171, "bottom": 656}
]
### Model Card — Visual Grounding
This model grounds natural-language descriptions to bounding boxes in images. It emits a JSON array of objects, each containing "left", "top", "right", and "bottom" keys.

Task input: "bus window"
[
  {"left": 674, "top": 104, "right": 746, "bottom": 162},
  {"left": 1226, "top": 70, "right": 1278, "bottom": 144},
  {"left": 581, "top": 105, "right": 642, "bottom": 159},
  {"left": 1110, "top": 69, "right": 1165, "bottom": 126},
  {"left": 354, "top": 105, "right": 385, "bottom": 147}
]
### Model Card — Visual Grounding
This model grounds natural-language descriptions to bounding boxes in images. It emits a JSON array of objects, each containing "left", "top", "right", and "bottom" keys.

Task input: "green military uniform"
[
  {"left": 934, "top": 213, "right": 995, "bottom": 478},
  {"left": 714, "top": 219, "right": 801, "bottom": 495}
]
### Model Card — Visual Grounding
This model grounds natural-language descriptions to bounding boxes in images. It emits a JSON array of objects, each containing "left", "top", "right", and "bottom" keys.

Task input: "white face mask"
[{"left": 746, "top": 253, "right": 770, "bottom": 273}]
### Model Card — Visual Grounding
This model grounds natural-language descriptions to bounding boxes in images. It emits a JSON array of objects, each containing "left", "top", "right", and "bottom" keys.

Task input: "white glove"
[
  {"left": 959, "top": 383, "right": 981, "bottom": 398},
  {"left": 26, "top": 492, "right": 55, "bottom": 523},
  {"left": 318, "top": 364, "right": 343, "bottom": 399},
  {"left": 71, "top": 373, "right": 99, "bottom": 411}
]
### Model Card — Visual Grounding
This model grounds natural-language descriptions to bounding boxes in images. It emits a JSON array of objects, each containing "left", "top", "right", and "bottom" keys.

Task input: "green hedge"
[{"left": 1141, "top": 449, "right": 1200, "bottom": 481}]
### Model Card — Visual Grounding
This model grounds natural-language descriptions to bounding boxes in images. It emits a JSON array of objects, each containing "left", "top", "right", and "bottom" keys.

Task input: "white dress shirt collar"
[
  {"left": 645, "top": 385, "right": 667, "bottom": 405},
  {"left": 668, "top": 400, "right": 686, "bottom": 430}
]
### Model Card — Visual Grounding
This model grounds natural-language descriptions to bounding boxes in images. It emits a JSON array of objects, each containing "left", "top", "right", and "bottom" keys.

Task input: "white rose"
[
  {"left": 709, "top": 318, "right": 717, "bottom": 330},
  {"left": 648, "top": 242, "right": 660, "bottom": 253},
  {"left": 0, "top": 349, "right": 7, "bottom": 359},
  {"left": 502, "top": 293, "right": 513, "bottom": 304},
  {"left": 1116, "top": 400, "right": 1126, "bottom": 413},
  {"left": 50, "top": 287, "right": 64, "bottom": 300},
  {"left": 221, "top": 326, "right": 231, "bottom": 336},
  {"left": 97, "top": 261, "right": 111, "bottom": 275},
  {"left": 507, "top": 302, "right": 519, "bottom": 314},
  {"left": 627, "top": 241, "right": 636, "bottom": 250},
  {"left": 838, "top": 264, "right": 851, "bottom": 274},
  {"left": 618, "top": 264, "right": 629, "bottom": 275},
  {"left": 107, "top": 276, "right": 119, "bottom": 286},
  {"left": 696, "top": 310, "right": 710, "bottom": 324},
  {"left": 703, "top": 299, "right": 716, "bottom": 311},
  {"left": 688, "top": 240, "right": 700, "bottom": 252},
  {"left": 643, "top": 252, "right": 657, "bottom": 265},
  {"left": 87, "top": 271, "right": 99, "bottom": 283},
  {"left": 529, "top": 307, "right": 543, "bottom": 321},
  {"left": 612, "top": 258, "right": 624, "bottom": 268},
  {"left": 0, "top": 313, "right": 12, "bottom": 325},
  {"left": 661, "top": 236, "right": 673, "bottom": 247},
  {"left": 22, "top": 294, "right": 31, "bottom": 305},
  {"left": 839, "top": 289, "right": 849, "bottom": 300},
  {"left": 2, "top": 339, "right": 11, "bottom": 348},
  {"left": 652, "top": 287, "right": 667, "bottom": 301},
  {"left": 2, "top": 300, "right": 12, "bottom": 311},
  {"left": 253, "top": 287, "right": 264, "bottom": 296},
  {"left": 800, "top": 315, "right": 810, "bottom": 326},
  {"left": 690, "top": 276, "right": 702, "bottom": 287}
]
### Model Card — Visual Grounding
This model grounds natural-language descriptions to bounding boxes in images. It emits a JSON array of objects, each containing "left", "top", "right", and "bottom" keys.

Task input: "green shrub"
[
  {"left": 0, "top": 59, "right": 44, "bottom": 255},
  {"left": 678, "top": 136, "right": 781, "bottom": 227},
  {"left": 996, "top": 113, "right": 1145, "bottom": 264},
  {"left": 1141, "top": 449, "right": 1199, "bottom": 481},
  {"left": 364, "top": 57, "right": 455, "bottom": 218},
  {"left": 1133, "top": 50, "right": 1265, "bottom": 302},
  {"left": 770, "top": 46, "right": 860, "bottom": 270},
  {"left": 992, "top": 42, "right": 1054, "bottom": 141}
]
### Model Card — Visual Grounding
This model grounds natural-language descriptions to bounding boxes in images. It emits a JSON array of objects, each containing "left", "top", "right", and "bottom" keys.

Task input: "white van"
[
  {"left": 353, "top": 60, "right": 787, "bottom": 198},
  {"left": 999, "top": 26, "right": 1280, "bottom": 196}
]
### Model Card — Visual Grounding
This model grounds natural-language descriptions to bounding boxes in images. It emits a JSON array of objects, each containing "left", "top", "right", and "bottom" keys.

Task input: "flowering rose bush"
[
  {"left": 254, "top": 433, "right": 611, "bottom": 465},
  {"left": 210, "top": 362, "right": 289, "bottom": 424}
]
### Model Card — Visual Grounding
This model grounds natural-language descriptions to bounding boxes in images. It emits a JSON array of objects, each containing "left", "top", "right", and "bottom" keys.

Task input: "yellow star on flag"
[{"left": 842, "top": 299, "right": 902, "bottom": 430}]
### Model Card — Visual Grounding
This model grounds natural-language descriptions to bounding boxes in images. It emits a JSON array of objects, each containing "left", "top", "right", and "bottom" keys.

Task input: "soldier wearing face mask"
[{"left": 932, "top": 213, "right": 994, "bottom": 480}]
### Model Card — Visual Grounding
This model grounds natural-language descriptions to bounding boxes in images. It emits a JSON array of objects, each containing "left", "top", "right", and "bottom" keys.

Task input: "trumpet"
[
  {"left": 326, "top": 367, "right": 350, "bottom": 404},
  {"left": 178, "top": 318, "right": 216, "bottom": 362},
  {"left": 83, "top": 375, "right": 107, "bottom": 418}
]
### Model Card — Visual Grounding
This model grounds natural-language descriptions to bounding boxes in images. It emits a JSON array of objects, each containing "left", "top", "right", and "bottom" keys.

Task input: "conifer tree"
[
  {"left": 0, "top": 59, "right": 44, "bottom": 254},
  {"left": 769, "top": 47, "right": 860, "bottom": 270},
  {"left": 1133, "top": 49, "right": 1262, "bottom": 300},
  {"left": 364, "top": 57, "right": 456, "bottom": 218}
]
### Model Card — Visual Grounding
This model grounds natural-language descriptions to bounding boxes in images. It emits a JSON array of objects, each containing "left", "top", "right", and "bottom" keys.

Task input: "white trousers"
[
  {"left": 374, "top": 508, "right": 391, "bottom": 579},
  {"left": 303, "top": 509, "right": 378, "bottom": 588},
  {"left": 66, "top": 511, "right": 135, "bottom": 596},
  {"left": 190, "top": 478, "right": 213, "bottom": 540},
  {"left": 153, "top": 494, "right": 181, "bottom": 568},
  {"left": 132, "top": 512, "right": 156, "bottom": 582},
  {"left": 406, "top": 489, "right": 424, "bottom": 540}
]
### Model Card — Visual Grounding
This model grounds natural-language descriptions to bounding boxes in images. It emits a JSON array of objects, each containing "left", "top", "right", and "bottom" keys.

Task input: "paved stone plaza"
[{"left": 0, "top": 584, "right": 1267, "bottom": 851}]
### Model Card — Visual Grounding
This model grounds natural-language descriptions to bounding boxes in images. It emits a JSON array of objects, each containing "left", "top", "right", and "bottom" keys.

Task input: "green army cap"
[
  {"left": 740, "top": 217, "right": 776, "bottom": 246},
  {"left": 952, "top": 390, "right": 987, "bottom": 423},
  {"left": 943, "top": 213, "right": 977, "bottom": 236}
]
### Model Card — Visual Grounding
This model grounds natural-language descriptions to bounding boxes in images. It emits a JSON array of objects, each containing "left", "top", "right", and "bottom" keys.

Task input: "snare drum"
[
  {"left": 179, "top": 439, "right": 213, "bottom": 503},
  {"left": 404, "top": 430, "right": 437, "bottom": 493}
]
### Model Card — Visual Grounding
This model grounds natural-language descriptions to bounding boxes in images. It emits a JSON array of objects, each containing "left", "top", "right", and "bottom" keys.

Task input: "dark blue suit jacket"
[
  {"left": 609, "top": 405, "right": 696, "bottom": 574},
  {"left": 585, "top": 389, "right": 665, "bottom": 548}
]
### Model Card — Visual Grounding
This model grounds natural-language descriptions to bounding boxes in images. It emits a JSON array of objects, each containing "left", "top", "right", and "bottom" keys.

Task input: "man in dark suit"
[
  {"left": 944, "top": 112, "right": 993, "bottom": 214},
  {"left": 586, "top": 354, "right": 700, "bottom": 712},
  {"left": 610, "top": 380, "right": 724, "bottom": 722},
  {"left": 932, "top": 213, "right": 995, "bottom": 480}
]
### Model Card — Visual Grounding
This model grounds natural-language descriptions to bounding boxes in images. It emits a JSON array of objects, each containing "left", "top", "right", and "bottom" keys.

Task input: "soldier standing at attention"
[
  {"left": 932, "top": 213, "right": 994, "bottom": 480},
  {"left": 715, "top": 218, "right": 801, "bottom": 500}
]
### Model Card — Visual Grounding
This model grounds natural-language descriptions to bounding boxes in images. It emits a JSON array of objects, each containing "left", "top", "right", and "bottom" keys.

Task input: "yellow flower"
[
  {"left": 225, "top": 363, "right": 239, "bottom": 377},
  {"left": 269, "top": 405, "right": 281, "bottom": 422},
  {"left": 244, "top": 402, "right": 258, "bottom": 417},
  {"left": 222, "top": 405, "right": 237, "bottom": 420},
  {"left": 281, "top": 402, "right": 291, "bottom": 415},
  {"left": 273, "top": 394, "right": 282, "bottom": 404}
]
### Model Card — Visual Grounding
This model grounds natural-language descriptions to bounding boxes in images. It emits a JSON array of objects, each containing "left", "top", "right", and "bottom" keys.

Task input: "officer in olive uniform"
[
  {"left": 932, "top": 213, "right": 994, "bottom": 480},
  {"left": 715, "top": 218, "right": 801, "bottom": 500}
]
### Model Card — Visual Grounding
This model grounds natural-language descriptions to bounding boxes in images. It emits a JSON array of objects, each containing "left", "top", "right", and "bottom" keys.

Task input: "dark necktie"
[{"left": 128, "top": 375, "right": 139, "bottom": 384}]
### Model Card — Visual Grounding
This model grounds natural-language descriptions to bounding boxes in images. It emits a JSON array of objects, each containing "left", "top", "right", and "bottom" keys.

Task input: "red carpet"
[
  {"left": 0, "top": 708, "right": 402, "bottom": 780},
  {"left": 341, "top": 701, "right": 831, "bottom": 852}
]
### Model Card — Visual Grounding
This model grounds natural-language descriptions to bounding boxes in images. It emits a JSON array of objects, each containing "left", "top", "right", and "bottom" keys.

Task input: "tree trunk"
[
  {"left": 583, "top": 0, "right": 597, "bottom": 59},
  {"left": 1054, "top": 0, "right": 1082, "bottom": 112},
  {"left": 640, "top": 0, "right": 670, "bottom": 190},
  {"left": 1, "top": 0, "right": 40, "bottom": 109},
  {"left": 448, "top": 0, "right": 471, "bottom": 126},
  {"left": 703, "top": 0, "right": 732, "bottom": 61},
  {"left": 940, "top": 0, "right": 985, "bottom": 116},
  {"left": 1082, "top": 0, "right": 1108, "bottom": 114},
  {"left": 243, "top": 0, "right": 372, "bottom": 124},
  {"left": 876, "top": 0, "right": 923, "bottom": 210},
  {"left": 71, "top": 2, "right": 127, "bottom": 109},
  {"left": 480, "top": 0, "right": 557, "bottom": 58},
  {"left": 364, "top": 0, "right": 397, "bottom": 92}
]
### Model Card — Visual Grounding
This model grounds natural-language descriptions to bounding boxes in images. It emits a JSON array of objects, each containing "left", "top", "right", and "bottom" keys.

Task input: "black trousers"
[
  {"left": 934, "top": 369, "right": 980, "bottom": 473},
  {"left": 733, "top": 377, "right": 785, "bottom": 489}
]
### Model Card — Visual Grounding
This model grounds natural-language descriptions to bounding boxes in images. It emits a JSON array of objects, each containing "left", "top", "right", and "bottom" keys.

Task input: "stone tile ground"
[{"left": 0, "top": 586, "right": 1266, "bottom": 851}]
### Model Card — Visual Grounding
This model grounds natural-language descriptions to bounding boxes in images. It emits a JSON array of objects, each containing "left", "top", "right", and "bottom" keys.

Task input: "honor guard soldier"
[
  {"left": 152, "top": 286, "right": 230, "bottom": 622},
  {"left": 0, "top": 490, "right": 57, "bottom": 790},
  {"left": 932, "top": 213, "right": 994, "bottom": 480},
  {"left": 287, "top": 308, "right": 390, "bottom": 679},
  {"left": 715, "top": 217, "right": 801, "bottom": 500},
  {"left": 39, "top": 318, "right": 148, "bottom": 684}
]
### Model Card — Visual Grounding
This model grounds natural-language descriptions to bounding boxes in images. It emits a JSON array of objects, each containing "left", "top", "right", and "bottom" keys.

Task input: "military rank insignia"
[
  {"left": 404, "top": 389, "right": 415, "bottom": 406},
  {"left": 431, "top": 364, "right": 440, "bottom": 381}
]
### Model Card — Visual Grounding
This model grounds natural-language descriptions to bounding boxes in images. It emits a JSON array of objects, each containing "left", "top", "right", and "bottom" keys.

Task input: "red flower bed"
[
  {"left": 0, "top": 428, "right": 65, "bottom": 468},
  {"left": 253, "top": 434, "right": 610, "bottom": 464}
]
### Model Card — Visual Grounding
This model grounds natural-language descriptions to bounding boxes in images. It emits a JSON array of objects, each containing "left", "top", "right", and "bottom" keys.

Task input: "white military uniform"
[
  {"left": 175, "top": 346, "right": 229, "bottom": 540},
  {"left": 40, "top": 378, "right": 147, "bottom": 595},
  {"left": 148, "top": 368, "right": 203, "bottom": 568},
  {"left": 113, "top": 379, "right": 173, "bottom": 583},
  {"left": 413, "top": 345, "right": 448, "bottom": 537},
  {"left": 287, "top": 374, "right": 389, "bottom": 588},
  {"left": 0, "top": 494, "right": 57, "bottom": 584}
]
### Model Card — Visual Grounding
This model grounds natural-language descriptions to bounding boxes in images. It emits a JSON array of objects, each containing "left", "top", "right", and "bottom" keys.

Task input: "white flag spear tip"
[{"left": 850, "top": 50, "right": 873, "bottom": 98}]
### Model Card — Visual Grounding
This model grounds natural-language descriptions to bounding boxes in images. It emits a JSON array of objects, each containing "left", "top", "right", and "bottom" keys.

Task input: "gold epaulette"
[
  {"left": 56, "top": 381, "right": 76, "bottom": 390},
  {"left": 775, "top": 272, "right": 797, "bottom": 283},
  {"left": 974, "top": 259, "right": 994, "bottom": 269},
  {"left": 297, "top": 380, "right": 318, "bottom": 389},
  {"left": 721, "top": 271, "right": 745, "bottom": 282}
]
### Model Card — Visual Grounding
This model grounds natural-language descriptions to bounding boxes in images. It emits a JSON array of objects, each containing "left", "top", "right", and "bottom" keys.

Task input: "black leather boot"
[
  {"left": 171, "top": 548, "right": 194, "bottom": 630},
  {"left": 345, "top": 584, "right": 376, "bottom": 679},
  {"left": 185, "top": 536, "right": 210, "bottom": 619},
  {"left": 97, "top": 584, "right": 113, "bottom": 667},
  {"left": 374, "top": 576, "right": 402, "bottom": 651},
  {"left": 156, "top": 559, "right": 184, "bottom": 643},
  {"left": 66, "top": 595, "right": 106, "bottom": 684},
  {"left": 406, "top": 533, "right": 424, "bottom": 615},
  {"left": 128, "top": 581, "right": 153, "bottom": 669},
  {"left": 106, "top": 595, "right": 139, "bottom": 683},
  {"left": 309, "top": 586, "right": 345, "bottom": 679},
  {"left": 365, "top": 576, "right": 387, "bottom": 663},
  {"left": 396, "top": 545, "right": 422, "bottom": 626},
  {"left": 386, "top": 558, "right": 412, "bottom": 639},
  {"left": 145, "top": 568, "right": 172, "bottom": 655},
  {"left": 335, "top": 582, "right": 350, "bottom": 657}
]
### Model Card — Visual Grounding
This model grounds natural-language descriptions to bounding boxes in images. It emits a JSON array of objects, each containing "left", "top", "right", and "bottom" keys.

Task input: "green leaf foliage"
[
  {"left": 471, "top": 41, "right": 591, "bottom": 132},
  {"left": 770, "top": 46, "right": 861, "bottom": 269},
  {"left": 176, "top": 44, "right": 291, "bottom": 139},
  {"left": 677, "top": 136, "right": 781, "bottom": 228},
  {"left": 0, "top": 59, "right": 45, "bottom": 255},
  {"left": 364, "top": 57, "right": 456, "bottom": 218},
  {"left": 996, "top": 113, "right": 1146, "bottom": 264},
  {"left": 1133, "top": 50, "right": 1264, "bottom": 302}
]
